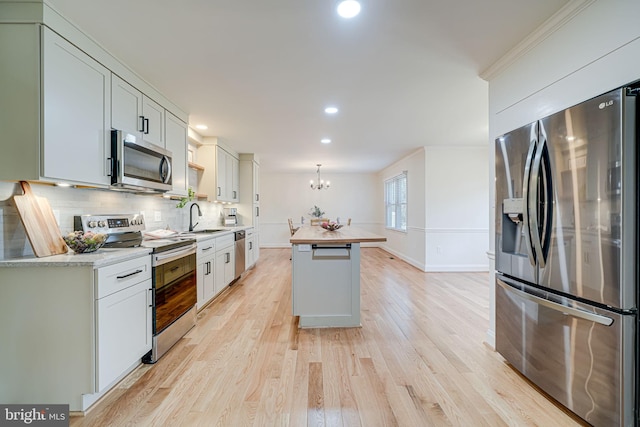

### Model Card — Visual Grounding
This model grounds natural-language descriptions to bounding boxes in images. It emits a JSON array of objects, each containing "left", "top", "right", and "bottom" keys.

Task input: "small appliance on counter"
[{"left": 223, "top": 207, "right": 238, "bottom": 226}]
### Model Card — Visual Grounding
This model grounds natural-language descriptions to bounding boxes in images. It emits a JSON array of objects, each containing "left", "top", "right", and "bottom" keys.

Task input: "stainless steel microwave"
[{"left": 109, "top": 130, "right": 172, "bottom": 192}]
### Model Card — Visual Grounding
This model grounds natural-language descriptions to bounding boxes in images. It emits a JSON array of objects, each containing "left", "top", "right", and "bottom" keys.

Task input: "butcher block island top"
[{"left": 290, "top": 226, "right": 387, "bottom": 244}]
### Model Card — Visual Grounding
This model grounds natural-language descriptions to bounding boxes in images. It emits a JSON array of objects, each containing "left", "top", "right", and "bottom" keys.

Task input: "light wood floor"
[{"left": 71, "top": 248, "right": 586, "bottom": 426}]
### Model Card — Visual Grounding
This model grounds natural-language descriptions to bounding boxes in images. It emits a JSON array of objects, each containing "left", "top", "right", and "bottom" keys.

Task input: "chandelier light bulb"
[{"left": 310, "top": 164, "right": 330, "bottom": 190}]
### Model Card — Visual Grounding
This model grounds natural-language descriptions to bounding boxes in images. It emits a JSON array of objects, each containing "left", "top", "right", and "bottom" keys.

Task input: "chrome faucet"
[{"left": 189, "top": 202, "right": 202, "bottom": 232}]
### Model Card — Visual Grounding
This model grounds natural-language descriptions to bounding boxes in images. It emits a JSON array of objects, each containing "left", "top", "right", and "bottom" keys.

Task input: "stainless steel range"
[{"left": 75, "top": 214, "right": 197, "bottom": 364}]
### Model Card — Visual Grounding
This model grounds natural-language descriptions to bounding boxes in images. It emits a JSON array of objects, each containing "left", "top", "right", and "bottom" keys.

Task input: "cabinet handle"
[
  {"left": 170, "top": 266, "right": 179, "bottom": 272},
  {"left": 225, "top": 253, "right": 230, "bottom": 263},
  {"left": 232, "top": 190, "right": 237, "bottom": 199},
  {"left": 144, "top": 118, "right": 150, "bottom": 134},
  {"left": 256, "top": 206, "right": 259, "bottom": 217},
  {"left": 249, "top": 242, "right": 252, "bottom": 250},
  {"left": 202, "top": 246, "right": 213, "bottom": 252},
  {"left": 139, "top": 116, "right": 145, "bottom": 133},
  {"left": 116, "top": 269, "right": 143, "bottom": 279},
  {"left": 256, "top": 194, "right": 259, "bottom": 202},
  {"left": 148, "top": 289, "right": 153, "bottom": 308},
  {"left": 217, "top": 187, "right": 221, "bottom": 197}
]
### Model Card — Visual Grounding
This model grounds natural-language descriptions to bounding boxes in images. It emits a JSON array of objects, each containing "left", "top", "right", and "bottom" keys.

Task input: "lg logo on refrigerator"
[{"left": 599, "top": 100, "right": 614, "bottom": 109}]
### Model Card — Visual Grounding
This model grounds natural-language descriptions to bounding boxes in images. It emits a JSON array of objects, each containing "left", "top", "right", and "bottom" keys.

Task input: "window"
[{"left": 385, "top": 172, "right": 407, "bottom": 231}]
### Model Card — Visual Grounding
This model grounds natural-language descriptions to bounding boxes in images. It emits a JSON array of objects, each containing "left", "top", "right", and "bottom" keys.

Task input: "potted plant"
[
  {"left": 308, "top": 205, "right": 325, "bottom": 218},
  {"left": 176, "top": 187, "right": 196, "bottom": 208}
]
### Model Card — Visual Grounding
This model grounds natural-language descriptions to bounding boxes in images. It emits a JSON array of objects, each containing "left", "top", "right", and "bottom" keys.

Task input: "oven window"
[{"left": 154, "top": 254, "right": 196, "bottom": 333}]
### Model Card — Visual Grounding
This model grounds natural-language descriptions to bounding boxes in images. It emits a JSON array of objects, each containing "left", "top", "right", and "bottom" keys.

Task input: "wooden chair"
[
  {"left": 310, "top": 218, "right": 329, "bottom": 226},
  {"left": 288, "top": 218, "right": 299, "bottom": 236}
]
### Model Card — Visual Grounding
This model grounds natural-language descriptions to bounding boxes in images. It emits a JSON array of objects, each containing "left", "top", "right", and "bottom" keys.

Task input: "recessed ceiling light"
[
  {"left": 321, "top": 138, "right": 332, "bottom": 144},
  {"left": 195, "top": 124, "right": 208, "bottom": 130},
  {"left": 324, "top": 106, "right": 339, "bottom": 114},
  {"left": 337, "top": 0, "right": 361, "bottom": 18}
]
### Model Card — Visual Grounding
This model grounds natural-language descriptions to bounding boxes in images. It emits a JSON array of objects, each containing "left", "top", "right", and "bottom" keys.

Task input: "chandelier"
[{"left": 310, "top": 164, "right": 330, "bottom": 190}]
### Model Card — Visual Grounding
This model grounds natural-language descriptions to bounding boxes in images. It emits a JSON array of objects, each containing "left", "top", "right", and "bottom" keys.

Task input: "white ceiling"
[{"left": 46, "top": 0, "right": 570, "bottom": 173}]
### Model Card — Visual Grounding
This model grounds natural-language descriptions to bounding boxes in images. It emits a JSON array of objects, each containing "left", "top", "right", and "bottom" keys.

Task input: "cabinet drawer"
[
  {"left": 96, "top": 256, "right": 152, "bottom": 299},
  {"left": 216, "top": 234, "right": 235, "bottom": 250},
  {"left": 197, "top": 240, "right": 216, "bottom": 262}
]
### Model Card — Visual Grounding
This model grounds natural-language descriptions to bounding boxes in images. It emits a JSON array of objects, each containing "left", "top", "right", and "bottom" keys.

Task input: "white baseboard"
[
  {"left": 485, "top": 329, "right": 496, "bottom": 350},
  {"left": 380, "top": 245, "right": 426, "bottom": 271},
  {"left": 424, "top": 264, "right": 490, "bottom": 272}
]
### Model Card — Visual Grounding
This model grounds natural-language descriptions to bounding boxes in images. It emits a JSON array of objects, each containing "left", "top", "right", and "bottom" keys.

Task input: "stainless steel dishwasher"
[{"left": 234, "top": 230, "right": 246, "bottom": 280}]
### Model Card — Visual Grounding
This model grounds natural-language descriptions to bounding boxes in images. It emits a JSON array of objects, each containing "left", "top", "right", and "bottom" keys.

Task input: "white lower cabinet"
[
  {"left": 196, "top": 238, "right": 216, "bottom": 310},
  {"left": 0, "top": 253, "right": 152, "bottom": 411},
  {"left": 94, "top": 255, "right": 152, "bottom": 392},
  {"left": 215, "top": 236, "right": 235, "bottom": 293},
  {"left": 96, "top": 279, "right": 151, "bottom": 391},
  {"left": 245, "top": 228, "right": 258, "bottom": 269}
]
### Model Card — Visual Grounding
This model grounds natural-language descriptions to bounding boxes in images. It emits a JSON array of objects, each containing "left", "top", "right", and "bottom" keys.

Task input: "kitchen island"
[{"left": 290, "top": 226, "right": 386, "bottom": 328}]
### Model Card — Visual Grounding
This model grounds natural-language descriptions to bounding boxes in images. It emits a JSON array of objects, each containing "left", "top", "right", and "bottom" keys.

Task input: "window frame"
[{"left": 384, "top": 171, "right": 407, "bottom": 232}]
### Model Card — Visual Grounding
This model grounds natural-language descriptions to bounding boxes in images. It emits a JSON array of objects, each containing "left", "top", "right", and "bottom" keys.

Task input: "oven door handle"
[{"left": 153, "top": 243, "right": 197, "bottom": 266}]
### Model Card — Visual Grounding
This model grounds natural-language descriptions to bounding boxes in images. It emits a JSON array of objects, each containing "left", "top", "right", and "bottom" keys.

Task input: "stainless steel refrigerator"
[{"left": 495, "top": 87, "right": 637, "bottom": 426}]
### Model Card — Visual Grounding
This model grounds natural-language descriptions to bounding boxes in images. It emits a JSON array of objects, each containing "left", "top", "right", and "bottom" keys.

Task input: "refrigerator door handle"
[
  {"left": 521, "top": 125, "right": 538, "bottom": 267},
  {"left": 497, "top": 277, "right": 614, "bottom": 326},
  {"left": 529, "top": 128, "right": 547, "bottom": 267}
]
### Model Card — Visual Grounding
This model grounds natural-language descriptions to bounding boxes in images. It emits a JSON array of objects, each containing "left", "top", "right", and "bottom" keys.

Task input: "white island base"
[{"left": 291, "top": 242, "right": 361, "bottom": 328}]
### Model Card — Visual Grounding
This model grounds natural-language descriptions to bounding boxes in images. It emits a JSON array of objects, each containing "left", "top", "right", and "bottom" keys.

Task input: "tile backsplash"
[{"left": 0, "top": 182, "right": 228, "bottom": 259}]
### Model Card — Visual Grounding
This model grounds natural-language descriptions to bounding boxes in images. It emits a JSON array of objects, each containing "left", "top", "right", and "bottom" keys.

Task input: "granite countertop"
[
  {"left": 0, "top": 226, "right": 255, "bottom": 267},
  {"left": 0, "top": 247, "right": 152, "bottom": 268},
  {"left": 290, "top": 226, "right": 387, "bottom": 245}
]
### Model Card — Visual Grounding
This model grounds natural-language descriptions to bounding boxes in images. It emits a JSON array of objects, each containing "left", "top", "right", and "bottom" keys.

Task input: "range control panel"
[{"left": 74, "top": 213, "right": 146, "bottom": 234}]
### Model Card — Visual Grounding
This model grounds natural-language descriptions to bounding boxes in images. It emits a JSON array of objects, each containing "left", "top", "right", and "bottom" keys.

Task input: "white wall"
[
  {"left": 379, "top": 148, "right": 427, "bottom": 269},
  {"left": 259, "top": 171, "right": 382, "bottom": 247},
  {"left": 425, "top": 146, "right": 489, "bottom": 271},
  {"left": 486, "top": 0, "right": 640, "bottom": 347},
  {"left": 379, "top": 147, "right": 489, "bottom": 272}
]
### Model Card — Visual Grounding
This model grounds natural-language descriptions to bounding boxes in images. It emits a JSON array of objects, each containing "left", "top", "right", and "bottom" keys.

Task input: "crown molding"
[{"left": 480, "top": 0, "right": 596, "bottom": 81}]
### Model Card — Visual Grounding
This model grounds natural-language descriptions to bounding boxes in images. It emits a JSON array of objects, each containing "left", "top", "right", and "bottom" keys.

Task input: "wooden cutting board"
[{"left": 13, "top": 181, "right": 68, "bottom": 257}]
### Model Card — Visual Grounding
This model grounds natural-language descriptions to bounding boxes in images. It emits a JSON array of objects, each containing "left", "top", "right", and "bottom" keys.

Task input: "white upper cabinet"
[
  {"left": 239, "top": 154, "right": 260, "bottom": 229},
  {"left": 165, "top": 112, "right": 188, "bottom": 196},
  {"left": 111, "top": 75, "right": 143, "bottom": 136},
  {"left": 224, "top": 148, "right": 240, "bottom": 202},
  {"left": 199, "top": 144, "right": 239, "bottom": 203},
  {"left": 142, "top": 96, "right": 165, "bottom": 147},
  {"left": 111, "top": 74, "right": 165, "bottom": 148},
  {"left": 42, "top": 28, "right": 112, "bottom": 186},
  {"left": 0, "top": 4, "right": 189, "bottom": 188},
  {"left": 0, "top": 25, "right": 111, "bottom": 185}
]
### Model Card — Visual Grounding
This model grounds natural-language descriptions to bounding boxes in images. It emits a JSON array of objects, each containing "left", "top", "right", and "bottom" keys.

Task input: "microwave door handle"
[{"left": 160, "top": 155, "right": 172, "bottom": 184}]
